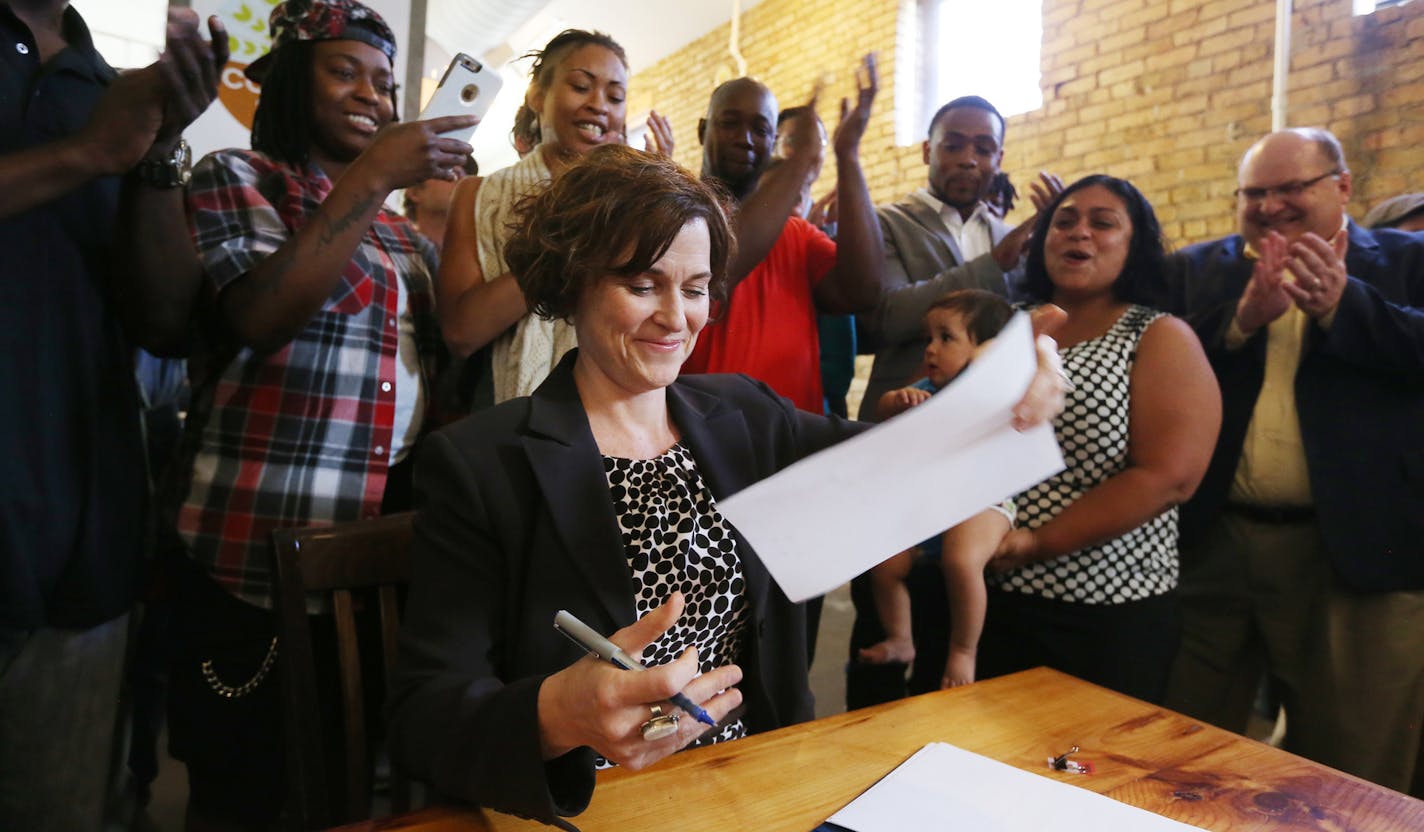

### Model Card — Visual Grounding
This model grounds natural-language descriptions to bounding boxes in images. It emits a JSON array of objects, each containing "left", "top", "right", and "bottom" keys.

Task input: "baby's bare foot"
[
  {"left": 941, "top": 650, "right": 977, "bottom": 688},
  {"left": 857, "top": 637, "right": 916, "bottom": 665}
]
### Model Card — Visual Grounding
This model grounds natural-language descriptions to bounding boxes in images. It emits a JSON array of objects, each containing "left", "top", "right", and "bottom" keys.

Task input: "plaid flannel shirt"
[{"left": 177, "top": 149, "right": 442, "bottom": 607}]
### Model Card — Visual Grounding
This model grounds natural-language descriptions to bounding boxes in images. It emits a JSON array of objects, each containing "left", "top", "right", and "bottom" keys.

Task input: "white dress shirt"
[{"left": 911, "top": 188, "right": 994, "bottom": 261}]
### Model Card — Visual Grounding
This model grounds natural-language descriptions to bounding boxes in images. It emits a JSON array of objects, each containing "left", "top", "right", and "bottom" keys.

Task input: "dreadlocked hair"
[{"left": 251, "top": 41, "right": 317, "bottom": 166}]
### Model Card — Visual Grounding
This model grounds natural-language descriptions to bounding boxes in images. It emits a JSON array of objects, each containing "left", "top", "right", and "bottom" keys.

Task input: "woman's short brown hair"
[{"left": 504, "top": 145, "right": 735, "bottom": 320}]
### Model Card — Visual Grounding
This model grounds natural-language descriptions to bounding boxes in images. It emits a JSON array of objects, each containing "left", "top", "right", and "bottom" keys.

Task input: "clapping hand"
[
  {"left": 643, "top": 110, "right": 675, "bottom": 158},
  {"left": 154, "top": 9, "right": 230, "bottom": 144},
  {"left": 1027, "top": 172, "right": 1065, "bottom": 213},
  {"left": 831, "top": 53, "right": 878, "bottom": 159},
  {"left": 807, "top": 190, "right": 838, "bottom": 228},
  {"left": 80, "top": 9, "right": 230, "bottom": 174},
  {"left": 778, "top": 81, "right": 827, "bottom": 171},
  {"left": 991, "top": 172, "right": 1065, "bottom": 271},
  {"left": 1235, "top": 231, "right": 1291, "bottom": 334},
  {"left": 1281, "top": 230, "right": 1349, "bottom": 319}
]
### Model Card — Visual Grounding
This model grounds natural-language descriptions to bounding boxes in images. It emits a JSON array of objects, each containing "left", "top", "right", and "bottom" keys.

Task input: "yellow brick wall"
[
  {"left": 625, "top": 0, "right": 902, "bottom": 201},
  {"left": 628, "top": 0, "right": 1424, "bottom": 246}
]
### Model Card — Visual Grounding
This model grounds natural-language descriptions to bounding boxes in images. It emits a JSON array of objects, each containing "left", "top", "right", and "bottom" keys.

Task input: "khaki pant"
[{"left": 1166, "top": 512, "right": 1424, "bottom": 794}]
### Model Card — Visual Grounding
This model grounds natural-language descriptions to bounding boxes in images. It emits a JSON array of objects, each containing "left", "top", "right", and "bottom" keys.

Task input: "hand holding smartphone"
[{"left": 418, "top": 53, "right": 503, "bottom": 143}]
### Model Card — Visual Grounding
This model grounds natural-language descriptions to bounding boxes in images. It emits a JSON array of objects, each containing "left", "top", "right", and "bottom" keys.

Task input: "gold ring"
[{"left": 640, "top": 705, "right": 680, "bottom": 741}]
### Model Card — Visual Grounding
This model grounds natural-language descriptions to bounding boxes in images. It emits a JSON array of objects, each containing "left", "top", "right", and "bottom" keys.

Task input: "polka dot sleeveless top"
[
  {"left": 992, "top": 304, "right": 1179, "bottom": 604},
  {"left": 601, "top": 442, "right": 749, "bottom": 759}
]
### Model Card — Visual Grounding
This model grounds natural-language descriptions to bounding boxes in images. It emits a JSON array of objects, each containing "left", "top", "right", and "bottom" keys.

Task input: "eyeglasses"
[{"left": 1235, "top": 170, "right": 1340, "bottom": 203}]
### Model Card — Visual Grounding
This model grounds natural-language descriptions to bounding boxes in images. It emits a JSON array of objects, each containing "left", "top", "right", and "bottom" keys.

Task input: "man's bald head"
[
  {"left": 1236, "top": 128, "right": 1352, "bottom": 248},
  {"left": 705, "top": 77, "right": 776, "bottom": 119},
  {"left": 699, "top": 77, "right": 779, "bottom": 200},
  {"left": 1239, "top": 128, "right": 1347, "bottom": 180}
]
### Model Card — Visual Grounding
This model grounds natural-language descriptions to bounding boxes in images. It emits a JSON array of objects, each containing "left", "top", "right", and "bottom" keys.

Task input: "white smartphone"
[{"left": 418, "top": 53, "right": 503, "bottom": 143}]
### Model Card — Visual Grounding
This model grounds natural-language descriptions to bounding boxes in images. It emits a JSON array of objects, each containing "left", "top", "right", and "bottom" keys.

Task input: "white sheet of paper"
[
  {"left": 717, "top": 313, "right": 1065, "bottom": 603},
  {"left": 826, "top": 742, "right": 1205, "bottom": 831}
]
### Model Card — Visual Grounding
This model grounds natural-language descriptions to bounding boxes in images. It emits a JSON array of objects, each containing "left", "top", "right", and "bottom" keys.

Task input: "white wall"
[{"left": 70, "top": 0, "right": 165, "bottom": 67}]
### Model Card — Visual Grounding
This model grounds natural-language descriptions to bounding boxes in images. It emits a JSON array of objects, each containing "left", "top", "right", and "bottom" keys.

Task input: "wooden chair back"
[{"left": 270, "top": 512, "right": 414, "bottom": 829}]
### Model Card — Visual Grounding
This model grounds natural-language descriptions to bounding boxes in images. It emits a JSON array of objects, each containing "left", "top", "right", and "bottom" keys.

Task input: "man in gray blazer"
[{"left": 858, "top": 96, "right": 1052, "bottom": 422}]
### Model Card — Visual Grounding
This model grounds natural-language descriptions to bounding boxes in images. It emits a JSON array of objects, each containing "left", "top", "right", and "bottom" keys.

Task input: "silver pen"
[{"left": 553, "top": 609, "right": 718, "bottom": 727}]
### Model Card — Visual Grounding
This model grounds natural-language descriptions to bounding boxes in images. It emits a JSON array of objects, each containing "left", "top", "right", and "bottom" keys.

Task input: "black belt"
[{"left": 1223, "top": 502, "right": 1316, "bottom": 524}]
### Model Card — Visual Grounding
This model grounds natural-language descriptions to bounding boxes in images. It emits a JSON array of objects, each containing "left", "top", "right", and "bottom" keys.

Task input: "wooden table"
[{"left": 341, "top": 667, "right": 1424, "bottom": 831}]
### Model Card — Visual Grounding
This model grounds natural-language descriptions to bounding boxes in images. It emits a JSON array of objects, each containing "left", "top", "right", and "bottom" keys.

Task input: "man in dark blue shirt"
[{"left": 0, "top": 3, "right": 226, "bottom": 828}]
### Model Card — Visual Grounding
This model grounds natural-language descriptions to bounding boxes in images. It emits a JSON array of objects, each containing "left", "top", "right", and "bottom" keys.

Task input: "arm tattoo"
[
  {"left": 318, "top": 192, "right": 380, "bottom": 246},
  {"left": 250, "top": 192, "right": 380, "bottom": 296}
]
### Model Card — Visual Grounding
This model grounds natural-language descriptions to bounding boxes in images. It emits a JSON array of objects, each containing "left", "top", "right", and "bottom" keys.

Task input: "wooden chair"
[{"left": 270, "top": 512, "right": 415, "bottom": 830}]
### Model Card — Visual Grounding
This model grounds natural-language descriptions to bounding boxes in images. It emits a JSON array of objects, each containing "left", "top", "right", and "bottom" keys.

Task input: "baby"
[{"left": 861, "top": 289, "right": 1015, "bottom": 688}]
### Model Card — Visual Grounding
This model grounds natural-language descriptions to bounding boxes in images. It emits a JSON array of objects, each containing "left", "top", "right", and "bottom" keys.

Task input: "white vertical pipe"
[
  {"left": 406, "top": 0, "right": 428, "bottom": 123},
  {"left": 729, "top": 0, "right": 747, "bottom": 78},
  {"left": 1272, "top": 0, "right": 1292, "bottom": 130}
]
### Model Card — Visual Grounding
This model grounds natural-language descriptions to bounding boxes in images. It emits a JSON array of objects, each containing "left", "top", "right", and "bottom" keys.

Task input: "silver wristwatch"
[{"left": 135, "top": 139, "right": 192, "bottom": 188}]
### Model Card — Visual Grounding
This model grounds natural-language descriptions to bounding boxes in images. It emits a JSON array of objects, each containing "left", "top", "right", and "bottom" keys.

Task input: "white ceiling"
[
  {"left": 427, "top": 0, "right": 764, "bottom": 80},
  {"left": 524, "top": 0, "right": 765, "bottom": 73},
  {"left": 69, "top": 0, "right": 764, "bottom": 174},
  {"left": 426, "top": 0, "right": 765, "bottom": 172}
]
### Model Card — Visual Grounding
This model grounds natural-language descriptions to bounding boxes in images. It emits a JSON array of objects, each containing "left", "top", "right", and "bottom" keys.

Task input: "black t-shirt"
[{"left": 0, "top": 5, "right": 148, "bottom": 628}]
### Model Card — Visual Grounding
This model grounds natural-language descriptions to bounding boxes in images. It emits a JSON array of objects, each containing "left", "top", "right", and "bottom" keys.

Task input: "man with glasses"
[{"left": 1155, "top": 127, "right": 1424, "bottom": 795}]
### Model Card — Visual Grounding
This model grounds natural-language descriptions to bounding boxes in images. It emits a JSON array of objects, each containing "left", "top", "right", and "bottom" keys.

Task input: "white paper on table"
[
  {"left": 717, "top": 312, "right": 1065, "bottom": 603},
  {"left": 826, "top": 742, "right": 1205, "bottom": 831}
]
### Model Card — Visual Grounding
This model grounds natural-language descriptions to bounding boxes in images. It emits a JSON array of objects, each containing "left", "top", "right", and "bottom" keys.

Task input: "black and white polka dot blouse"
[
  {"left": 602, "top": 442, "right": 749, "bottom": 753},
  {"left": 992, "top": 304, "right": 1179, "bottom": 604}
]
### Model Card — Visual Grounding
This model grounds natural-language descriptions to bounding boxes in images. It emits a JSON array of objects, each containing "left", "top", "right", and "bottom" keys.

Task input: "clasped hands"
[
  {"left": 85, "top": 9, "right": 228, "bottom": 176},
  {"left": 536, "top": 592, "right": 742, "bottom": 772},
  {"left": 1236, "top": 229, "right": 1350, "bottom": 334}
]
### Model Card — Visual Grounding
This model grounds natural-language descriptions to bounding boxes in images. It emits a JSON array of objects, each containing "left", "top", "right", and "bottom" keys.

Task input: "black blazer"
[
  {"left": 388, "top": 352, "right": 865, "bottom": 827},
  {"left": 1155, "top": 223, "right": 1424, "bottom": 592}
]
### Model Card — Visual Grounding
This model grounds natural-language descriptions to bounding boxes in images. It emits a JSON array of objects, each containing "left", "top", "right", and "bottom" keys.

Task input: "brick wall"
[
  {"left": 624, "top": 0, "right": 902, "bottom": 202},
  {"left": 628, "top": 0, "right": 1424, "bottom": 246}
]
